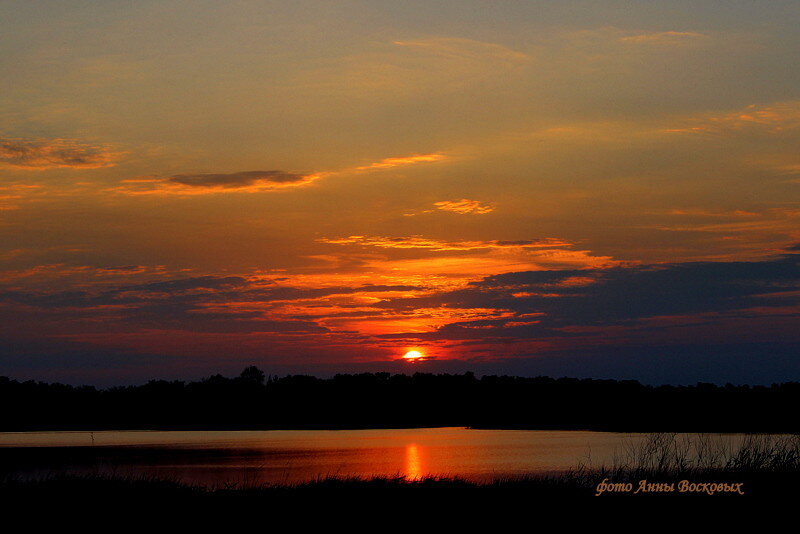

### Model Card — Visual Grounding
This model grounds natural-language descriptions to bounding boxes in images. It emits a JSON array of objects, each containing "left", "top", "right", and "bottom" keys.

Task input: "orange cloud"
[
  {"left": 109, "top": 152, "right": 447, "bottom": 196},
  {"left": 664, "top": 101, "right": 800, "bottom": 135},
  {"left": 0, "top": 184, "right": 45, "bottom": 210},
  {"left": 317, "top": 235, "right": 570, "bottom": 251},
  {"left": 0, "top": 138, "right": 121, "bottom": 169},
  {"left": 107, "top": 172, "right": 326, "bottom": 196},
  {"left": 354, "top": 153, "right": 447, "bottom": 171},
  {"left": 433, "top": 199, "right": 494, "bottom": 214},
  {"left": 309, "top": 239, "right": 620, "bottom": 295},
  {"left": 548, "top": 276, "right": 597, "bottom": 288},
  {"left": 168, "top": 170, "right": 313, "bottom": 188},
  {"left": 339, "top": 306, "right": 512, "bottom": 336}
]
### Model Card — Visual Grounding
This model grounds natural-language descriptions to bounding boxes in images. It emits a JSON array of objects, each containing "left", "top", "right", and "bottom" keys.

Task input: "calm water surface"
[{"left": 0, "top": 428, "right": 735, "bottom": 486}]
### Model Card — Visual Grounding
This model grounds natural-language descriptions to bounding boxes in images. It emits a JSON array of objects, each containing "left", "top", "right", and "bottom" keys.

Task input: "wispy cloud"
[
  {"left": 0, "top": 263, "right": 176, "bottom": 285},
  {"left": 168, "top": 170, "right": 315, "bottom": 189},
  {"left": 642, "top": 208, "right": 800, "bottom": 259},
  {"left": 620, "top": 31, "right": 708, "bottom": 44},
  {"left": 291, "top": 37, "right": 529, "bottom": 102},
  {"left": 0, "top": 138, "right": 120, "bottom": 169},
  {"left": 318, "top": 236, "right": 572, "bottom": 251},
  {"left": 433, "top": 199, "right": 494, "bottom": 215},
  {"left": 108, "top": 172, "right": 324, "bottom": 196},
  {"left": 666, "top": 208, "right": 760, "bottom": 218},
  {"left": 0, "top": 184, "right": 42, "bottom": 210},
  {"left": 664, "top": 101, "right": 800, "bottom": 135},
  {"left": 354, "top": 153, "right": 447, "bottom": 171},
  {"left": 109, "top": 152, "right": 447, "bottom": 196},
  {"left": 651, "top": 207, "right": 800, "bottom": 234}
]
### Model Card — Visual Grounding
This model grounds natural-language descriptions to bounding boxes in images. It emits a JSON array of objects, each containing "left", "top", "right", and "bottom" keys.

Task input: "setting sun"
[{"left": 403, "top": 350, "right": 424, "bottom": 360}]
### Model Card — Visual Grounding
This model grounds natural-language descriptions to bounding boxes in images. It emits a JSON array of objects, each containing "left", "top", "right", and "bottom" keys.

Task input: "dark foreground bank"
[
  {"left": 0, "top": 469, "right": 793, "bottom": 509},
  {"left": 4, "top": 368, "right": 800, "bottom": 432}
]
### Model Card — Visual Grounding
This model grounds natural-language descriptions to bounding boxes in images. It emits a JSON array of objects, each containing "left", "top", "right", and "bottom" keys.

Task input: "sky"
[{"left": 1, "top": 0, "right": 800, "bottom": 385}]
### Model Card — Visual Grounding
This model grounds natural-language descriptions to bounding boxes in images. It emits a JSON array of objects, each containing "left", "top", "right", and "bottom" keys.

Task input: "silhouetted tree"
[{"left": 239, "top": 366, "right": 266, "bottom": 385}]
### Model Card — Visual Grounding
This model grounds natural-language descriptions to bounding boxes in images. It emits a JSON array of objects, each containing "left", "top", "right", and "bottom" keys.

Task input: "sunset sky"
[{"left": 2, "top": 1, "right": 800, "bottom": 385}]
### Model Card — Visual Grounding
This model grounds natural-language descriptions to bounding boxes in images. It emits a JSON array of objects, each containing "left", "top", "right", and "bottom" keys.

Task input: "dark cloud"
[
  {"left": 375, "top": 249, "right": 800, "bottom": 340},
  {"left": 0, "top": 277, "right": 423, "bottom": 310},
  {"left": 125, "top": 276, "right": 249, "bottom": 292},
  {"left": 0, "top": 276, "right": 423, "bottom": 336},
  {"left": 0, "top": 138, "right": 118, "bottom": 169},
  {"left": 168, "top": 170, "right": 310, "bottom": 188},
  {"left": 480, "top": 253, "right": 800, "bottom": 324},
  {"left": 0, "top": 289, "right": 134, "bottom": 309}
]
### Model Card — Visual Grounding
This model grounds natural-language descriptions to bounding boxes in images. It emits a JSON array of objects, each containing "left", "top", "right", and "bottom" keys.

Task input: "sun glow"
[{"left": 403, "top": 350, "right": 424, "bottom": 360}]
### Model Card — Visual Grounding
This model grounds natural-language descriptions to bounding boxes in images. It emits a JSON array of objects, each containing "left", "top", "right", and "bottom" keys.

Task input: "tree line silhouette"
[{"left": 2, "top": 367, "right": 800, "bottom": 432}]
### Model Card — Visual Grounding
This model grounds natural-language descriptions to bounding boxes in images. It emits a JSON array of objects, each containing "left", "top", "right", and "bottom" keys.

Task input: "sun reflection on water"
[{"left": 404, "top": 443, "right": 423, "bottom": 480}]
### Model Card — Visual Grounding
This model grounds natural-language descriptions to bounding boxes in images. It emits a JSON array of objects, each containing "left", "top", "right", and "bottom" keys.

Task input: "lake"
[{"left": 0, "top": 428, "right": 743, "bottom": 486}]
